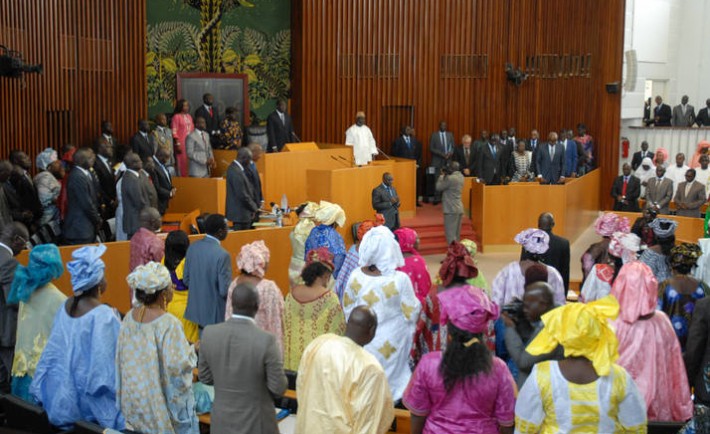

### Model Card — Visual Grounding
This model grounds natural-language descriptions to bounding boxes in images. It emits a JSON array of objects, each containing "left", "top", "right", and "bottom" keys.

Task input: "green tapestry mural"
[{"left": 146, "top": 0, "right": 290, "bottom": 120}]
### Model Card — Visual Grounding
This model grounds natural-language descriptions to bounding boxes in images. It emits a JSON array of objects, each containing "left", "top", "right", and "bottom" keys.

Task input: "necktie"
[
  {"left": 622, "top": 177, "right": 628, "bottom": 196},
  {"left": 201, "top": 131, "right": 206, "bottom": 145},
  {"left": 280, "top": 112, "right": 285, "bottom": 125},
  {"left": 441, "top": 132, "right": 448, "bottom": 153},
  {"left": 208, "top": 107, "right": 213, "bottom": 117},
  {"left": 405, "top": 136, "right": 411, "bottom": 150},
  {"left": 549, "top": 145, "right": 554, "bottom": 160},
  {"left": 465, "top": 148, "right": 470, "bottom": 164},
  {"left": 490, "top": 144, "right": 496, "bottom": 159}
]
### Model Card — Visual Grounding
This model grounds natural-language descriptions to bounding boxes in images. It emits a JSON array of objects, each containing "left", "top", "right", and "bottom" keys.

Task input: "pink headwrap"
[
  {"left": 594, "top": 213, "right": 630, "bottom": 237},
  {"left": 608, "top": 231, "right": 640, "bottom": 263},
  {"left": 653, "top": 147, "right": 669, "bottom": 166},
  {"left": 439, "top": 285, "right": 500, "bottom": 334},
  {"left": 305, "top": 247, "right": 335, "bottom": 271},
  {"left": 236, "top": 240, "right": 270, "bottom": 278},
  {"left": 610, "top": 261, "right": 658, "bottom": 323},
  {"left": 394, "top": 227, "right": 419, "bottom": 254},
  {"left": 514, "top": 228, "right": 549, "bottom": 255}
]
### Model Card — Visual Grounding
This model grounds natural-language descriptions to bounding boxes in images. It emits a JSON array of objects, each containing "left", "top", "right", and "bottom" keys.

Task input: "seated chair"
[{"left": 0, "top": 394, "right": 66, "bottom": 434}]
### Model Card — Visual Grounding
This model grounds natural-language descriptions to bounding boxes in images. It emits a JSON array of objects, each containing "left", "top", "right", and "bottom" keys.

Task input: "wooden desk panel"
[
  {"left": 17, "top": 227, "right": 293, "bottom": 314},
  {"left": 563, "top": 170, "right": 601, "bottom": 242},
  {"left": 167, "top": 177, "right": 226, "bottom": 215}
]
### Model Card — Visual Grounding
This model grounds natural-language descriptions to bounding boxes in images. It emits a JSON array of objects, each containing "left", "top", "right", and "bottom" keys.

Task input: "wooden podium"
[{"left": 471, "top": 170, "right": 601, "bottom": 252}]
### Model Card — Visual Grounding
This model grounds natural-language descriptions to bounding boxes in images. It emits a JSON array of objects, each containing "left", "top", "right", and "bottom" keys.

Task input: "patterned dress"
[
  {"left": 343, "top": 268, "right": 421, "bottom": 401},
  {"left": 165, "top": 258, "right": 200, "bottom": 343},
  {"left": 11, "top": 283, "right": 66, "bottom": 402},
  {"left": 639, "top": 249, "right": 672, "bottom": 284},
  {"left": 219, "top": 118, "right": 243, "bottom": 150},
  {"left": 116, "top": 312, "right": 198, "bottom": 434},
  {"left": 335, "top": 245, "right": 359, "bottom": 302},
  {"left": 515, "top": 361, "right": 647, "bottom": 433},
  {"left": 658, "top": 279, "right": 709, "bottom": 350},
  {"left": 282, "top": 290, "right": 345, "bottom": 371},
  {"left": 397, "top": 254, "right": 432, "bottom": 305},
  {"left": 404, "top": 353, "right": 516, "bottom": 434},
  {"left": 225, "top": 278, "right": 284, "bottom": 354},
  {"left": 304, "top": 225, "right": 347, "bottom": 278}
]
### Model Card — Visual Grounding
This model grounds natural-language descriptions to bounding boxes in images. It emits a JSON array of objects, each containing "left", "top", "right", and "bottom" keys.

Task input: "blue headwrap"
[
  {"left": 67, "top": 244, "right": 107, "bottom": 295},
  {"left": 7, "top": 244, "right": 64, "bottom": 304}
]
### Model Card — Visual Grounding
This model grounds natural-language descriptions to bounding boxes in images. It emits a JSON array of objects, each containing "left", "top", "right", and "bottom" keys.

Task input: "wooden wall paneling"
[{"left": 0, "top": 0, "right": 146, "bottom": 162}]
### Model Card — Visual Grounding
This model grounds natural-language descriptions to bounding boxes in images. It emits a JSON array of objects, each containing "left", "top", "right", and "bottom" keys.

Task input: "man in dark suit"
[
  {"left": 472, "top": 130, "right": 489, "bottom": 177},
  {"left": 194, "top": 93, "right": 221, "bottom": 140},
  {"left": 184, "top": 214, "right": 233, "bottom": 329},
  {"left": 93, "top": 136, "right": 116, "bottom": 220},
  {"left": 535, "top": 132, "right": 566, "bottom": 184},
  {"left": 198, "top": 282, "right": 287, "bottom": 434},
  {"left": 6, "top": 150, "right": 42, "bottom": 232},
  {"left": 246, "top": 143, "right": 264, "bottom": 206},
  {"left": 454, "top": 134, "right": 476, "bottom": 177},
  {"left": 562, "top": 130, "right": 578, "bottom": 177},
  {"left": 226, "top": 147, "right": 259, "bottom": 231},
  {"left": 129, "top": 119, "right": 154, "bottom": 163},
  {"left": 696, "top": 99, "right": 710, "bottom": 127},
  {"left": 611, "top": 163, "right": 641, "bottom": 212},
  {"left": 63, "top": 148, "right": 101, "bottom": 244},
  {"left": 371, "top": 172, "right": 400, "bottom": 230},
  {"left": 150, "top": 148, "right": 175, "bottom": 215},
  {"left": 391, "top": 126, "right": 423, "bottom": 206},
  {"left": 521, "top": 213, "right": 570, "bottom": 295},
  {"left": 652, "top": 95, "right": 672, "bottom": 127},
  {"left": 121, "top": 152, "right": 149, "bottom": 239},
  {"left": 526, "top": 129, "right": 541, "bottom": 175},
  {"left": 476, "top": 134, "right": 507, "bottom": 185},
  {"left": 0, "top": 222, "right": 28, "bottom": 394},
  {"left": 631, "top": 141, "right": 654, "bottom": 171},
  {"left": 266, "top": 100, "right": 296, "bottom": 153}
]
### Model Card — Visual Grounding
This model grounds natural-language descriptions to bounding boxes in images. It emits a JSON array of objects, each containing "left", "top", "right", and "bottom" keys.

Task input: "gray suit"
[
  {"left": 186, "top": 129, "right": 213, "bottom": 178},
  {"left": 121, "top": 170, "right": 149, "bottom": 239},
  {"left": 645, "top": 177, "right": 674, "bottom": 215},
  {"left": 371, "top": 183, "right": 400, "bottom": 230},
  {"left": 183, "top": 236, "right": 232, "bottom": 327},
  {"left": 151, "top": 126, "right": 175, "bottom": 172},
  {"left": 436, "top": 171, "right": 464, "bottom": 244},
  {"left": 674, "top": 180, "right": 707, "bottom": 217},
  {"left": 672, "top": 104, "right": 696, "bottom": 127},
  {"left": 225, "top": 162, "right": 259, "bottom": 226},
  {"left": 0, "top": 245, "right": 18, "bottom": 393},
  {"left": 429, "top": 130, "right": 455, "bottom": 169},
  {"left": 198, "top": 317, "right": 287, "bottom": 434}
]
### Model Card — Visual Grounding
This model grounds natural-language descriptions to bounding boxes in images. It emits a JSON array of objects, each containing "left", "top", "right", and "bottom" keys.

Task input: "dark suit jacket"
[
  {"left": 195, "top": 105, "right": 221, "bottom": 135},
  {"left": 0, "top": 247, "right": 19, "bottom": 348},
  {"left": 697, "top": 108, "right": 710, "bottom": 127},
  {"left": 429, "top": 130, "right": 455, "bottom": 168},
  {"left": 611, "top": 175, "right": 641, "bottom": 212},
  {"left": 372, "top": 183, "right": 400, "bottom": 230},
  {"left": 653, "top": 103, "right": 672, "bottom": 126},
  {"left": 520, "top": 230, "right": 570, "bottom": 293},
  {"left": 535, "top": 143, "right": 565, "bottom": 183},
  {"left": 150, "top": 157, "right": 173, "bottom": 215},
  {"left": 454, "top": 145, "right": 476, "bottom": 176},
  {"left": 266, "top": 110, "right": 295, "bottom": 152},
  {"left": 391, "top": 135, "right": 422, "bottom": 165},
  {"left": 183, "top": 237, "right": 232, "bottom": 327},
  {"left": 477, "top": 142, "right": 507, "bottom": 184},
  {"left": 226, "top": 162, "right": 258, "bottom": 224},
  {"left": 129, "top": 132, "right": 154, "bottom": 162},
  {"left": 7, "top": 170, "right": 42, "bottom": 225},
  {"left": 63, "top": 167, "right": 101, "bottom": 244},
  {"left": 525, "top": 138, "right": 541, "bottom": 174},
  {"left": 245, "top": 162, "right": 263, "bottom": 204},
  {"left": 121, "top": 170, "right": 149, "bottom": 239},
  {"left": 93, "top": 157, "right": 116, "bottom": 218},
  {"left": 685, "top": 297, "right": 710, "bottom": 405},
  {"left": 198, "top": 318, "right": 287, "bottom": 434},
  {"left": 631, "top": 150, "right": 654, "bottom": 171}
]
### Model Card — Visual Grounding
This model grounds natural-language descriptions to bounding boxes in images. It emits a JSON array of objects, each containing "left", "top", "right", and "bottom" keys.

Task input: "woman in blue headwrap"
[
  {"left": 8, "top": 244, "right": 66, "bottom": 402},
  {"left": 30, "top": 244, "right": 125, "bottom": 431}
]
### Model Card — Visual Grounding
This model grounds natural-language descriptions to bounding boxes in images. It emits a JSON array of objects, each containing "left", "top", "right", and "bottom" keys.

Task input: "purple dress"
[{"left": 403, "top": 352, "right": 516, "bottom": 433}]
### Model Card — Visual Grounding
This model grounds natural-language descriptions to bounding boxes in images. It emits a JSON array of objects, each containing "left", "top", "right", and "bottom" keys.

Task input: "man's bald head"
[
  {"left": 231, "top": 282, "right": 260, "bottom": 317},
  {"left": 139, "top": 207, "right": 162, "bottom": 232},
  {"left": 538, "top": 212, "right": 555, "bottom": 232},
  {"left": 525, "top": 282, "right": 554, "bottom": 306},
  {"left": 0, "top": 222, "right": 29, "bottom": 256},
  {"left": 345, "top": 306, "right": 378, "bottom": 346}
]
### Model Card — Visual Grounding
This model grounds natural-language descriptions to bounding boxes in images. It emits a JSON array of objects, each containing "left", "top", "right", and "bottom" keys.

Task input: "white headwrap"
[
  {"left": 634, "top": 157, "right": 656, "bottom": 184},
  {"left": 357, "top": 226, "right": 404, "bottom": 276},
  {"left": 126, "top": 262, "right": 171, "bottom": 294},
  {"left": 315, "top": 200, "right": 346, "bottom": 227}
]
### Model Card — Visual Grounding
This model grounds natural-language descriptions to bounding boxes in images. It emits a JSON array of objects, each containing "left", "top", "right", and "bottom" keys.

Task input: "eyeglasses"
[{"left": 14, "top": 234, "right": 27, "bottom": 245}]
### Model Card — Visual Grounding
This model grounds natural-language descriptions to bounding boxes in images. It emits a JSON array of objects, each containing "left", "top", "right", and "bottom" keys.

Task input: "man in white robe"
[
  {"left": 345, "top": 111, "right": 378, "bottom": 166},
  {"left": 665, "top": 152, "right": 690, "bottom": 196}
]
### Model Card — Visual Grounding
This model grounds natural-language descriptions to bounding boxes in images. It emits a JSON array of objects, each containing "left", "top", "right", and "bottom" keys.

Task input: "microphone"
[
  {"left": 330, "top": 155, "right": 350, "bottom": 167},
  {"left": 376, "top": 146, "right": 392, "bottom": 160},
  {"left": 291, "top": 132, "right": 301, "bottom": 142}
]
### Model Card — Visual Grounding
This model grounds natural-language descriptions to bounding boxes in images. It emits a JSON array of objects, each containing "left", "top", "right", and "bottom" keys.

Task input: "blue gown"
[
  {"left": 303, "top": 225, "right": 346, "bottom": 278},
  {"left": 30, "top": 303, "right": 125, "bottom": 430}
]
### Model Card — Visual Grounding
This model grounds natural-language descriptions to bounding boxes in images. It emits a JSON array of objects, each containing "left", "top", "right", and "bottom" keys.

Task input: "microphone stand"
[{"left": 376, "top": 146, "right": 392, "bottom": 160}]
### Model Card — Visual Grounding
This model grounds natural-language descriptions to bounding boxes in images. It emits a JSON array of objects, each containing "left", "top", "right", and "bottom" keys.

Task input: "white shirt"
[
  {"left": 665, "top": 164, "right": 690, "bottom": 196},
  {"left": 98, "top": 155, "right": 112, "bottom": 173},
  {"left": 231, "top": 314, "right": 256, "bottom": 323},
  {"left": 345, "top": 124, "right": 378, "bottom": 166},
  {"left": 696, "top": 167, "right": 710, "bottom": 190},
  {"left": 0, "top": 241, "right": 13, "bottom": 257},
  {"left": 75, "top": 165, "right": 92, "bottom": 179}
]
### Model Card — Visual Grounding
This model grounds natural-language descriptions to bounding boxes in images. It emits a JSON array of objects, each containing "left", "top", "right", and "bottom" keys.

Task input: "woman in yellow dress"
[{"left": 163, "top": 230, "right": 199, "bottom": 343}]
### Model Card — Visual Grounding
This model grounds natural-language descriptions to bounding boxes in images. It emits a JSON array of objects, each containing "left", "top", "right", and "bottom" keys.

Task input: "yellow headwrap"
[
  {"left": 314, "top": 200, "right": 346, "bottom": 227},
  {"left": 526, "top": 295, "right": 620, "bottom": 376}
]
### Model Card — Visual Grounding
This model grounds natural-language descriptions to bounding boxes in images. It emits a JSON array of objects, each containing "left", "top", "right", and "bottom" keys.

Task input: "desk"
[
  {"left": 17, "top": 226, "right": 294, "bottom": 314},
  {"left": 166, "top": 177, "right": 226, "bottom": 215},
  {"left": 471, "top": 170, "right": 600, "bottom": 251}
]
